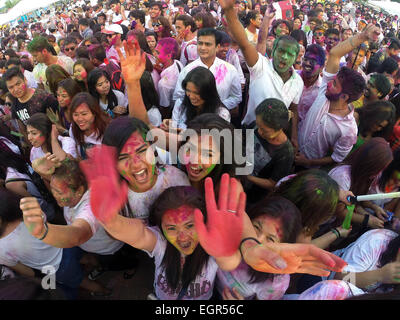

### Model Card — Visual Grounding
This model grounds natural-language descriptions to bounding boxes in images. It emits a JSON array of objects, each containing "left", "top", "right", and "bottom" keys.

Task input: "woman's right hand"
[
  {"left": 80, "top": 145, "right": 128, "bottom": 225},
  {"left": 160, "top": 119, "right": 171, "bottom": 131},
  {"left": 372, "top": 206, "right": 388, "bottom": 222},
  {"left": 380, "top": 250, "right": 400, "bottom": 284},
  {"left": 337, "top": 226, "right": 352, "bottom": 238},
  {"left": 368, "top": 215, "right": 385, "bottom": 229},
  {"left": 116, "top": 38, "right": 146, "bottom": 85}
]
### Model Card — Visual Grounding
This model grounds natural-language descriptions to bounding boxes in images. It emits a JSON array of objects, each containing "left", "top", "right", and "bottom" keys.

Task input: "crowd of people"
[{"left": 1, "top": 0, "right": 400, "bottom": 300}]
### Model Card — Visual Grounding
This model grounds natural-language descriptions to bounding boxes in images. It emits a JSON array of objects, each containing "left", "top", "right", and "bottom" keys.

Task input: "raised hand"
[
  {"left": 116, "top": 38, "right": 146, "bottom": 85},
  {"left": 32, "top": 152, "right": 61, "bottom": 178},
  {"left": 80, "top": 145, "right": 128, "bottom": 225},
  {"left": 194, "top": 174, "right": 245, "bottom": 257},
  {"left": 46, "top": 108, "right": 60, "bottom": 125},
  {"left": 218, "top": 0, "right": 235, "bottom": 11},
  {"left": 242, "top": 241, "right": 348, "bottom": 277},
  {"left": 20, "top": 197, "right": 47, "bottom": 238},
  {"left": 361, "top": 24, "right": 381, "bottom": 42}
]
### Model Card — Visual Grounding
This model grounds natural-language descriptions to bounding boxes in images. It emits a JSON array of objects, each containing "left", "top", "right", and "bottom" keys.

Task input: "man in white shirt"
[
  {"left": 295, "top": 24, "right": 380, "bottom": 169},
  {"left": 172, "top": 28, "right": 242, "bottom": 115},
  {"left": 221, "top": 0, "right": 303, "bottom": 148},
  {"left": 175, "top": 15, "right": 198, "bottom": 66},
  {"left": 154, "top": 38, "right": 183, "bottom": 119}
]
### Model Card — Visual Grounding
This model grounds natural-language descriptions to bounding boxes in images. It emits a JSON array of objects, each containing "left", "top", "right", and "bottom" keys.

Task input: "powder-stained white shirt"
[
  {"left": 158, "top": 60, "right": 183, "bottom": 108},
  {"left": 172, "top": 57, "right": 242, "bottom": 111},
  {"left": 64, "top": 191, "right": 124, "bottom": 255},
  {"left": 298, "top": 70, "right": 357, "bottom": 166},
  {"left": 242, "top": 53, "right": 304, "bottom": 125}
]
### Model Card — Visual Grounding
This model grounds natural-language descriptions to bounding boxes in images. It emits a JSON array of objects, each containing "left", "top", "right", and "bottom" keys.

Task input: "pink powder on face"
[
  {"left": 81, "top": 70, "right": 87, "bottom": 79},
  {"left": 214, "top": 64, "right": 227, "bottom": 84}
]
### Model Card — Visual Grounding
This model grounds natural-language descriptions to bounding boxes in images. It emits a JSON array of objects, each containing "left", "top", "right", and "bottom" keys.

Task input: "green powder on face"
[
  {"left": 316, "top": 189, "right": 324, "bottom": 196},
  {"left": 205, "top": 163, "right": 216, "bottom": 176}
]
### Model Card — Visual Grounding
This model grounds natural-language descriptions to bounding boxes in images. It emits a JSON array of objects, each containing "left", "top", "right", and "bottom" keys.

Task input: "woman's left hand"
[
  {"left": 194, "top": 173, "right": 245, "bottom": 257},
  {"left": 242, "top": 242, "right": 348, "bottom": 277}
]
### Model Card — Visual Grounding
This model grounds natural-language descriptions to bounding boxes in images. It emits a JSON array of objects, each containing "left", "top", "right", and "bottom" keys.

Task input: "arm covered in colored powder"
[
  {"left": 256, "top": 6, "right": 275, "bottom": 57},
  {"left": 20, "top": 197, "right": 94, "bottom": 248},
  {"left": 219, "top": 0, "right": 259, "bottom": 67},
  {"left": 326, "top": 23, "right": 380, "bottom": 74},
  {"left": 118, "top": 38, "right": 180, "bottom": 154}
]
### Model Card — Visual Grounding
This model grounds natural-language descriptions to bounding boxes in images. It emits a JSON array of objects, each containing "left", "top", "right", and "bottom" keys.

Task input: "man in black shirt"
[
  {"left": 4, "top": 67, "right": 59, "bottom": 141},
  {"left": 245, "top": 98, "right": 294, "bottom": 202}
]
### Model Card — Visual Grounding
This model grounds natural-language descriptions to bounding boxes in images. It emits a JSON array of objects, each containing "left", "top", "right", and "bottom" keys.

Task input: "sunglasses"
[
  {"left": 314, "top": 32, "right": 324, "bottom": 36},
  {"left": 5, "top": 102, "right": 12, "bottom": 107},
  {"left": 152, "top": 22, "right": 161, "bottom": 27},
  {"left": 65, "top": 47, "right": 75, "bottom": 52}
]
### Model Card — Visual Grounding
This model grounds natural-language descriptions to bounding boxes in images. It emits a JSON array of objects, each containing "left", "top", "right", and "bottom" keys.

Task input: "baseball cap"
[{"left": 101, "top": 24, "right": 123, "bottom": 35}]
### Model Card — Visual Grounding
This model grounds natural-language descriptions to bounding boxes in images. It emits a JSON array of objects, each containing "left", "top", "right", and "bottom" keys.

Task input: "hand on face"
[{"left": 80, "top": 145, "right": 128, "bottom": 225}]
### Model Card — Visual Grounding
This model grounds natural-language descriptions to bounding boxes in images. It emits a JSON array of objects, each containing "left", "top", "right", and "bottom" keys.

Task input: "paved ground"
[{"left": 77, "top": 250, "right": 155, "bottom": 300}]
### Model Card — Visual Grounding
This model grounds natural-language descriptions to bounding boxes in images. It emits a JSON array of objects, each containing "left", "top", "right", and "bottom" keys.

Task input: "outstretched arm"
[
  {"left": 256, "top": 7, "right": 275, "bottom": 57},
  {"left": 326, "top": 24, "right": 380, "bottom": 74},
  {"left": 219, "top": 0, "right": 259, "bottom": 67},
  {"left": 117, "top": 39, "right": 180, "bottom": 154}
]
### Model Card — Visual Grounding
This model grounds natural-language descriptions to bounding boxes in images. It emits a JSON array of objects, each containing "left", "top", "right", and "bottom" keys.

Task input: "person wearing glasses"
[
  {"left": 101, "top": 24, "right": 125, "bottom": 64},
  {"left": 146, "top": 1, "right": 163, "bottom": 31},
  {"left": 62, "top": 37, "right": 78, "bottom": 62}
]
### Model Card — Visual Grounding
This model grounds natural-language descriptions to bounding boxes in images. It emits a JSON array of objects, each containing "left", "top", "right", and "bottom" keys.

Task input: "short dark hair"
[
  {"left": 215, "top": 30, "right": 232, "bottom": 45},
  {"left": 129, "top": 10, "right": 146, "bottom": 25},
  {"left": 78, "top": 18, "right": 90, "bottom": 27},
  {"left": 176, "top": 14, "right": 197, "bottom": 32},
  {"left": 255, "top": 98, "right": 289, "bottom": 131},
  {"left": 305, "top": 44, "right": 326, "bottom": 66},
  {"left": 378, "top": 57, "right": 399, "bottom": 75},
  {"left": 389, "top": 37, "right": 400, "bottom": 50},
  {"left": 149, "top": 1, "right": 163, "bottom": 11},
  {"left": 3, "top": 66, "right": 25, "bottom": 82},
  {"left": 197, "top": 28, "right": 218, "bottom": 45},
  {"left": 5, "top": 58, "right": 21, "bottom": 68},
  {"left": 325, "top": 28, "right": 339, "bottom": 37},
  {"left": 337, "top": 66, "right": 367, "bottom": 103},
  {"left": 27, "top": 36, "right": 53, "bottom": 53},
  {"left": 370, "top": 73, "right": 392, "bottom": 98}
]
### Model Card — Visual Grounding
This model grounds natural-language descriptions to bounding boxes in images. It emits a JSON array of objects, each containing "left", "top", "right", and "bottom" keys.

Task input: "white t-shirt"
[
  {"left": 180, "top": 39, "right": 198, "bottom": 66},
  {"left": 24, "top": 70, "right": 38, "bottom": 89},
  {"left": 148, "top": 107, "right": 162, "bottom": 127},
  {"left": 63, "top": 191, "right": 124, "bottom": 255},
  {"left": 69, "top": 127, "right": 103, "bottom": 159},
  {"left": 330, "top": 229, "right": 398, "bottom": 293},
  {"left": 99, "top": 89, "right": 128, "bottom": 112},
  {"left": 0, "top": 222, "right": 62, "bottom": 271},
  {"left": 126, "top": 165, "right": 190, "bottom": 220},
  {"left": 328, "top": 165, "right": 352, "bottom": 191},
  {"left": 243, "top": 53, "right": 304, "bottom": 125},
  {"left": 29, "top": 136, "right": 77, "bottom": 163},
  {"left": 144, "top": 226, "right": 218, "bottom": 300},
  {"left": 158, "top": 61, "right": 183, "bottom": 108},
  {"left": 216, "top": 261, "right": 290, "bottom": 300},
  {"left": 297, "top": 280, "right": 364, "bottom": 300}
]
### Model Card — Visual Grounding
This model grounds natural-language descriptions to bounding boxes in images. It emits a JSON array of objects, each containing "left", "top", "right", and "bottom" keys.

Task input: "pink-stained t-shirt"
[
  {"left": 297, "top": 280, "right": 364, "bottom": 300},
  {"left": 216, "top": 260, "right": 290, "bottom": 300},
  {"left": 298, "top": 70, "right": 358, "bottom": 166},
  {"left": 145, "top": 226, "right": 218, "bottom": 300},
  {"left": 328, "top": 165, "right": 352, "bottom": 191},
  {"left": 297, "top": 73, "right": 322, "bottom": 124}
]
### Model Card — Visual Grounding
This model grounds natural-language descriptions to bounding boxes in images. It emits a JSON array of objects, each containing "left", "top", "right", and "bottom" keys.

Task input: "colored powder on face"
[
  {"left": 205, "top": 163, "right": 216, "bottom": 176},
  {"left": 316, "top": 189, "right": 324, "bottom": 196}
]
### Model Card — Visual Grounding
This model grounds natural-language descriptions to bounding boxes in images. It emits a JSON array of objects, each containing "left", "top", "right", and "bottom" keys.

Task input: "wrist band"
[
  {"left": 331, "top": 228, "right": 340, "bottom": 239},
  {"left": 362, "top": 214, "right": 370, "bottom": 230},
  {"left": 239, "top": 237, "right": 261, "bottom": 258},
  {"left": 38, "top": 222, "right": 49, "bottom": 241}
]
